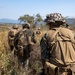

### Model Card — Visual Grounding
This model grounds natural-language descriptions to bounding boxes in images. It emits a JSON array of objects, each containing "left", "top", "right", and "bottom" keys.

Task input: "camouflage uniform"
[
  {"left": 14, "top": 22, "right": 37, "bottom": 69},
  {"left": 8, "top": 25, "right": 19, "bottom": 51},
  {"left": 40, "top": 13, "right": 75, "bottom": 75}
]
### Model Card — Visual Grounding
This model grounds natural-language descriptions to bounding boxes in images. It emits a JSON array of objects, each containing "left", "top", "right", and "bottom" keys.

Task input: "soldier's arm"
[
  {"left": 14, "top": 32, "right": 20, "bottom": 50},
  {"left": 40, "top": 34, "right": 50, "bottom": 64}
]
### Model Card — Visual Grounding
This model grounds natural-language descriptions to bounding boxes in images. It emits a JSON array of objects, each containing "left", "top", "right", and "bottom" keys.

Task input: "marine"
[
  {"left": 8, "top": 25, "right": 19, "bottom": 51},
  {"left": 14, "top": 22, "right": 37, "bottom": 72},
  {"left": 40, "top": 13, "right": 75, "bottom": 75},
  {"left": 36, "top": 28, "right": 41, "bottom": 35}
]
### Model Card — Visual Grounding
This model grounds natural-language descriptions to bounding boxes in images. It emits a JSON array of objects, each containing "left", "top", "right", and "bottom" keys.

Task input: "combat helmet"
[
  {"left": 45, "top": 13, "right": 66, "bottom": 24},
  {"left": 22, "top": 22, "right": 30, "bottom": 29},
  {"left": 12, "top": 25, "right": 19, "bottom": 29}
]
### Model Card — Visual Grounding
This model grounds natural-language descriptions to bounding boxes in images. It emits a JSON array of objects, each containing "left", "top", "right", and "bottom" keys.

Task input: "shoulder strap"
[
  {"left": 51, "top": 27, "right": 61, "bottom": 42},
  {"left": 23, "top": 29, "right": 32, "bottom": 45},
  {"left": 23, "top": 30, "right": 29, "bottom": 45}
]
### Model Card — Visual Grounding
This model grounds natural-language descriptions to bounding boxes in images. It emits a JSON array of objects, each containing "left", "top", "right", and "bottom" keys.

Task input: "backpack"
[
  {"left": 17, "top": 29, "right": 34, "bottom": 51},
  {"left": 18, "top": 29, "right": 30, "bottom": 46},
  {"left": 44, "top": 27, "right": 75, "bottom": 75},
  {"left": 49, "top": 27, "right": 75, "bottom": 65},
  {"left": 8, "top": 30, "right": 16, "bottom": 46},
  {"left": 17, "top": 29, "right": 34, "bottom": 59}
]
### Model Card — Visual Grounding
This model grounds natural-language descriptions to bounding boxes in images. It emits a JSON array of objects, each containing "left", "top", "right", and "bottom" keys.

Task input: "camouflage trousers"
[
  {"left": 18, "top": 58, "right": 29, "bottom": 68},
  {"left": 18, "top": 59, "right": 30, "bottom": 75}
]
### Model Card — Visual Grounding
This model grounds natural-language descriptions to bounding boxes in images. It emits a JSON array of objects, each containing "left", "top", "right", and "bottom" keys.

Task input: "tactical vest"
[{"left": 8, "top": 29, "right": 18, "bottom": 46}]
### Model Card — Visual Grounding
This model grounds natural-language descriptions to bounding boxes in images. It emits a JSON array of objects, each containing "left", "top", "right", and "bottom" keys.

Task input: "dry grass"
[
  {"left": 1, "top": 25, "right": 75, "bottom": 75},
  {"left": 36, "top": 30, "right": 47, "bottom": 42},
  {"left": 0, "top": 26, "right": 47, "bottom": 75}
]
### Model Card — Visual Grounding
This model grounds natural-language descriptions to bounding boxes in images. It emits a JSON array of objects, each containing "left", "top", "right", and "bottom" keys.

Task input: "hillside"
[
  {"left": 0, "top": 18, "right": 20, "bottom": 24},
  {"left": 0, "top": 18, "right": 75, "bottom": 25}
]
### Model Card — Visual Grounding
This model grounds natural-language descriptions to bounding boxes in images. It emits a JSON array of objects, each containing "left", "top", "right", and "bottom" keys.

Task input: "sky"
[{"left": 0, "top": 0, "right": 75, "bottom": 20}]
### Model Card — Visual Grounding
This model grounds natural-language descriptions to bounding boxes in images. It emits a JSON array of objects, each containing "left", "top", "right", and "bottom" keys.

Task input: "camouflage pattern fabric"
[
  {"left": 12, "top": 25, "right": 19, "bottom": 29},
  {"left": 40, "top": 13, "right": 75, "bottom": 75},
  {"left": 45, "top": 13, "right": 66, "bottom": 24},
  {"left": 8, "top": 28, "right": 18, "bottom": 51},
  {"left": 14, "top": 28, "right": 37, "bottom": 67},
  {"left": 40, "top": 27, "right": 75, "bottom": 75},
  {"left": 22, "top": 22, "right": 30, "bottom": 29}
]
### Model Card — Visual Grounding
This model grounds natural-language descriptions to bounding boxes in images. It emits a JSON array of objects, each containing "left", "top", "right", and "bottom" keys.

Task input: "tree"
[
  {"left": 34, "top": 13, "right": 43, "bottom": 27},
  {"left": 18, "top": 14, "right": 34, "bottom": 25},
  {"left": 18, "top": 14, "right": 44, "bottom": 28},
  {"left": 36, "top": 13, "right": 43, "bottom": 22}
]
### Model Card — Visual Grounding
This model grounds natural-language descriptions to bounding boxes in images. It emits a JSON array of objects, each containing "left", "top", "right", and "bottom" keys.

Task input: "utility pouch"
[
  {"left": 18, "top": 46, "right": 24, "bottom": 56},
  {"left": 44, "top": 61, "right": 58, "bottom": 75}
]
